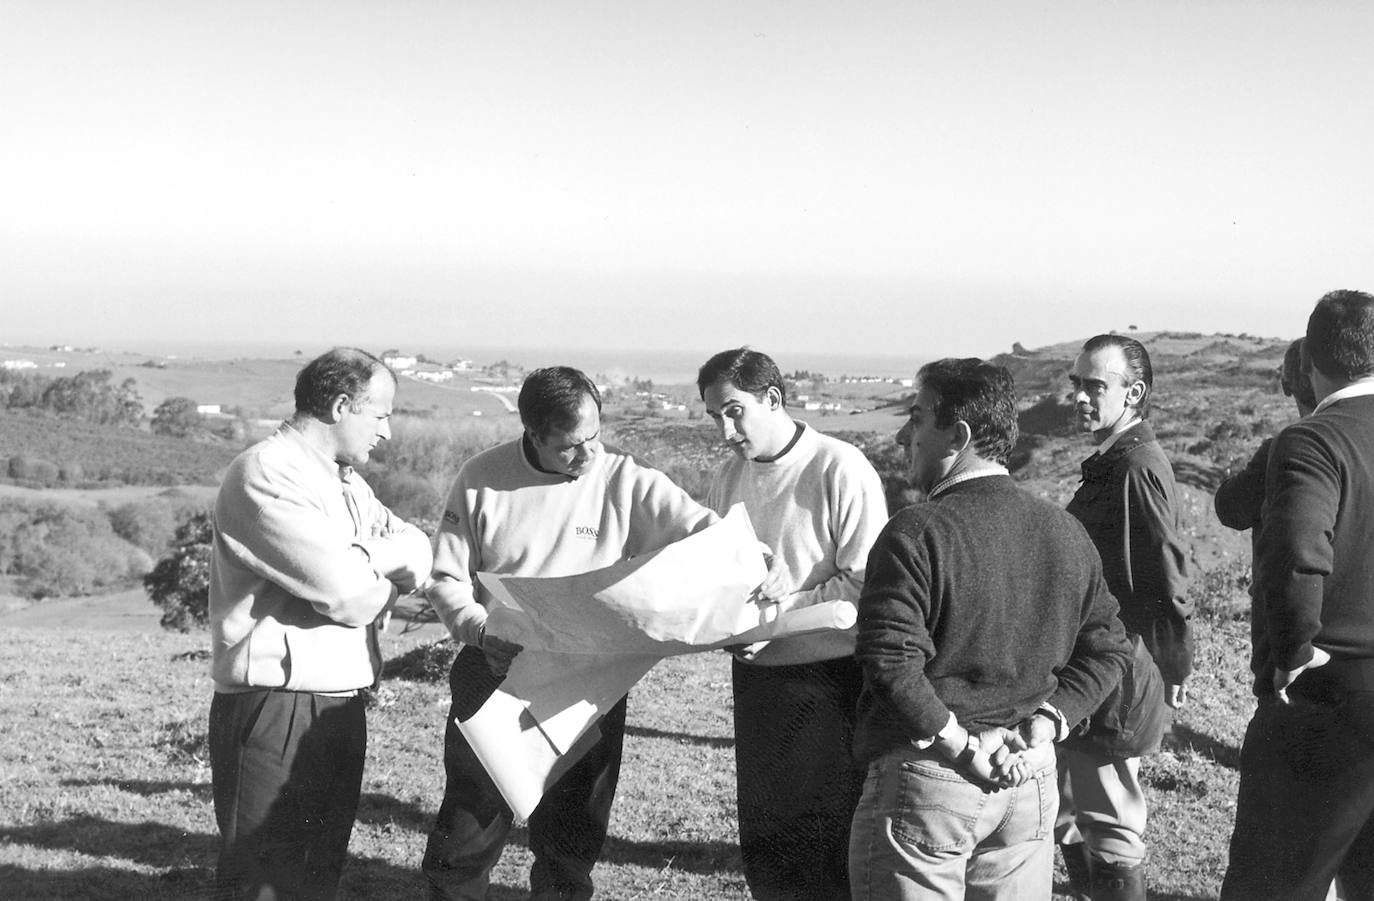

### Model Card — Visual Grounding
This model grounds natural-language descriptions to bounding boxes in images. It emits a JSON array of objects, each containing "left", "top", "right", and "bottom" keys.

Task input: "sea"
[{"left": 123, "top": 341, "right": 926, "bottom": 386}]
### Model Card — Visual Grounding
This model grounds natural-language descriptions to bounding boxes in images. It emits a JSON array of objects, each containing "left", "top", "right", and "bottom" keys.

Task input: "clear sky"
[{"left": 4, "top": 1, "right": 1372, "bottom": 359}]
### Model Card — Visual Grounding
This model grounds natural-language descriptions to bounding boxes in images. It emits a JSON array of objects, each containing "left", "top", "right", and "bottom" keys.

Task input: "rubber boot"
[
  {"left": 1059, "top": 842, "right": 1092, "bottom": 901},
  {"left": 1091, "top": 860, "right": 1146, "bottom": 901}
]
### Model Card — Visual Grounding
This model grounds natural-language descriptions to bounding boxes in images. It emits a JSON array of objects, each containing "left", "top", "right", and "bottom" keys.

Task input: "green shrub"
[
  {"left": 151, "top": 397, "right": 203, "bottom": 438},
  {"left": 7, "top": 454, "right": 59, "bottom": 484},
  {"left": 369, "top": 469, "right": 443, "bottom": 528},
  {"left": 27, "top": 459, "right": 59, "bottom": 486},
  {"left": 364, "top": 414, "right": 518, "bottom": 529},
  {"left": 0, "top": 499, "right": 147, "bottom": 598},
  {"left": 107, "top": 499, "right": 180, "bottom": 556},
  {"left": 144, "top": 513, "right": 213, "bottom": 632},
  {"left": 383, "top": 639, "right": 457, "bottom": 683}
]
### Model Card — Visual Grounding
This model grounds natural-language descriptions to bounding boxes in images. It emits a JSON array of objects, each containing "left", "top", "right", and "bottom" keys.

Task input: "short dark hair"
[
  {"left": 1081, "top": 333, "right": 1154, "bottom": 417},
  {"left": 916, "top": 358, "right": 1018, "bottom": 466},
  {"left": 294, "top": 348, "right": 393, "bottom": 418},
  {"left": 519, "top": 366, "right": 602, "bottom": 439},
  {"left": 1306, "top": 289, "right": 1374, "bottom": 380},
  {"left": 1281, "top": 338, "right": 1317, "bottom": 412},
  {"left": 696, "top": 347, "right": 786, "bottom": 405}
]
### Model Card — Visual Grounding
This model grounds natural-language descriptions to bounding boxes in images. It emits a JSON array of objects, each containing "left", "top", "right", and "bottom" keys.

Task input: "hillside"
[
  {"left": 989, "top": 330, "right": 1295, "bottom": 494},
  {"left": 0, "top": 408, "right": 238, "bottom": 486}
]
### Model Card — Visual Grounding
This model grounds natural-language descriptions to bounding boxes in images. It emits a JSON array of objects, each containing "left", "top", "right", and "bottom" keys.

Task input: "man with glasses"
[{"left": 1058, "top": 334, "right": 1191, "bottom": 900}]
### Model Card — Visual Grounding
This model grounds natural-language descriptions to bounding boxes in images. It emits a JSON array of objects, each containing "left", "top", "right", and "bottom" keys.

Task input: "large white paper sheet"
[{"left": 455, "top": 505, "right": 857, "bottom": 817}]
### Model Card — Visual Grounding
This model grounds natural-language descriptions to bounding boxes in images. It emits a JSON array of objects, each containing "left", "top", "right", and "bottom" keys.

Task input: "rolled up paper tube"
[{"left": 716, "top": 600, "right": 857, "bottom": 650}]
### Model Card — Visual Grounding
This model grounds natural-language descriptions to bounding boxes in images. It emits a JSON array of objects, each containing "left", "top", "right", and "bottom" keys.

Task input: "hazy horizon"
[{"left": 5, "top": 2, "right": 1372, "bottom": 356}]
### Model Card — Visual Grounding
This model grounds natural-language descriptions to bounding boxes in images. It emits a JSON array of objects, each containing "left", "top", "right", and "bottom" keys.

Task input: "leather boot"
[
  {"left": 1091, "top": 860, "right": 1146, "bottom": 901},
  {"left": 1059, "top": 842, "right": 1092, "bottom": 901}
]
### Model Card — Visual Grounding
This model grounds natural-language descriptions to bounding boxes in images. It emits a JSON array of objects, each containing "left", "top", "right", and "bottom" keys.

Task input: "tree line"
[{"left": 1, "top": 368, "right": 144, "bottom": 427}]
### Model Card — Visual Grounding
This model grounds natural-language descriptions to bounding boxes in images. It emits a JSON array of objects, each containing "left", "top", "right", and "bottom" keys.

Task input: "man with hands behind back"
[{"left": 850, "top": 358, "right": 1131, "bottom": 901}]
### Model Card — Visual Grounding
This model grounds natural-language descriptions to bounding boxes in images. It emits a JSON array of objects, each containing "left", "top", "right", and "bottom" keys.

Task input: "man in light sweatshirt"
[
  {"left": 209, "top": 347, "right": 433, "bottom": 900},
  {"left": 423, "top": 365, "right": 716, "bottom": 901},
  {"left": 697, "top": 347, "right": 887, "bottom": 901}
]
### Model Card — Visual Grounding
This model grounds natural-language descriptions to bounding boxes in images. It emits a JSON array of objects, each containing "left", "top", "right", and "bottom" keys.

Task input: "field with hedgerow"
[{"left": 0, "top": 332, "right": 1298, "bottom": 898}]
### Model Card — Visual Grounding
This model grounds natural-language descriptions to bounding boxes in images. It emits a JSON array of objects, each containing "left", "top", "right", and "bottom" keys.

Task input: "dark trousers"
[
  {"left": 423, "top": 646, "right": 628, "bottom": 901},
  {"left": 732, "top": 655, "right": 865, "bottom": 901},
  {"left": 1222, "top": 685, "right": 1374, "bottom": 901},
  {"left": 209, "top": 689, "right": 367, "bottom": 901}
]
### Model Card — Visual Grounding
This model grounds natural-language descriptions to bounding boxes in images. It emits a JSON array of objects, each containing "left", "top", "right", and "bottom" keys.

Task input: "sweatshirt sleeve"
[
  {"left": 427, "top": 475, "right": 488, "bottom": 645},
  {"left": 783, "top": 453, "right": 888, "bottom": 611},
  {"left": 626, "top": 465, "right": 718, "bottom": 555},
  {"left": 216, "top": 464, "right": 395, "bottom": 628},
  {"left": 1257, "top": 423, "right": 1339, "bottom": 672},
  {"left": 355, "top": 483, "right": 435, "bottom": 585},
  {"left": 1214, "top": 439, "right": 1271, "bottom": 532},
  {"left": 855, "top": 520, "right": 952, "bottom": 740}
]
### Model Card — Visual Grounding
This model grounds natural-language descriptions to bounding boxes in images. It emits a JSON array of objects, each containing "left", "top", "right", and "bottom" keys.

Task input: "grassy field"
[
  {"left": 0, "top": 332, "right": 1282, "bottom": 898},
  {"left": 1, "top": 580, "right": 1254, "bottom": 900}
]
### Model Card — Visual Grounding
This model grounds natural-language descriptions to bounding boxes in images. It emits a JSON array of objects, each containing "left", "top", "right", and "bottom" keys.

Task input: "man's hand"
[
  {"left": 480, "top": 632, "right": 523, "bottom": 678},
  {"left": 362, "top": 537, "right": 428, "bottom": 593},
  {"left": 752, "top": 543, "right": 792, "bottom": 613},
  {"left": 1274, "top": 646, "right": 1331, "bottom": 704},
  {"left": 1017, "top": 712, "right": 1058, "bottom": 749},
  {"left": 944, "top": 727, "right": 1030, "bottom": 791},
  {"left": 1166, "top": 681, "right": 1189, "bottom": 709}
]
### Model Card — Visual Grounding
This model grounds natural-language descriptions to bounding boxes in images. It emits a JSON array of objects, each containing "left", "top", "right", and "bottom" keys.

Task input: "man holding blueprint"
[{"left": 421, "top": 365, "right": 717, "bottom": 901}]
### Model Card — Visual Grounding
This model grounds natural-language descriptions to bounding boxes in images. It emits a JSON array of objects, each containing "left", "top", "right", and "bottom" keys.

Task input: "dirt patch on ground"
[
  {"left": 0, "top": 483, "right": 219, "bottom": 508},
  {"left": 0, "top": 588, "right": 158, "bottom": 631}
]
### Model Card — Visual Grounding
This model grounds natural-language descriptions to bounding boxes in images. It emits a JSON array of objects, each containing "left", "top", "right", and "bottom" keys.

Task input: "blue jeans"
[{"left": 849, "top": 742, "right": 1058, "bottom": 901}]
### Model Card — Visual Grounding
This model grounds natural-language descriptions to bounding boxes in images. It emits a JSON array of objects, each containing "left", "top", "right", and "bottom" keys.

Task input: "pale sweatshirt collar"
[
  {"left": 929, "top": 464, "right": 1009, "bottom": 499},
  {"left": 278, "top": 421, "right": 351, "bottom": 482},
  {"left": 1313, "top": 378, "right": 1374, "bottom": 416},
  {"left": 749, "top": 421, "right": 810, "bottom": 466}
]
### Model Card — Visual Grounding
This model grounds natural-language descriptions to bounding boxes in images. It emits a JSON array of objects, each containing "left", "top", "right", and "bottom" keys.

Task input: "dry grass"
[{"left": 0, "top": 573, "right": 1256, "bottom": 900}]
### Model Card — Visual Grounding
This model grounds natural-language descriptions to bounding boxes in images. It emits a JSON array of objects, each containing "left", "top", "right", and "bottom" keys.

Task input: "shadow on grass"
[
  {"left": 0, "top": 815, "right": 218, "bottom": 868},
  {"left": 59, "top": 777, "right": 213, "bottom": 798},
  {"left": 357, "top": 789, "right": 438, "bottom": 832},
  {"left": 1053, "top": 878, "right": 1213, "bottom": 901},
  {"left": 0, "top": 814, "right": 532, "bottom": 901},
  {"left": 1169, "top": 723, "right": 1241, "bottom": 770},
  {"left": 625, "top": 723, "right": 734, "bottom": 750},
  {"left": 0, "top": 863, "right": 213, "bottom": 901},
  {"left": 0, "top": 806, "right": 741, "bottom": 898},
  {"left": 603, "top": 833, "right": 743, "bottom": 875}
]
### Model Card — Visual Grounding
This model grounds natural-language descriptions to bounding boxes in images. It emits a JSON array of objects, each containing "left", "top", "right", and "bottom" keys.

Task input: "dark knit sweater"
[
  {"left": 1255, "top": 394, "right": 1374, "bottom": 685},
  {"left": 1067, "top": 421, "right": 1193, "bottom": 685},
  {"left": 853, "top": 475, "right": 1132, "bottom": 765}
]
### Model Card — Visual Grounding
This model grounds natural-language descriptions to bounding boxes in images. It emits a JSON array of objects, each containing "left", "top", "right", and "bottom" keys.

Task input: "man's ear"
[
  {"left": 765, "top": 386, "right": 783, "bottom": 410},
  {"left": 324, "top": 393, "right": 350, "bottom": 424},
  {"left": 951, "top": 420, "right": 974, "bottom": 454},
  {"left": 1125, "top": 380, "right": 1146, "bottom": 407}
]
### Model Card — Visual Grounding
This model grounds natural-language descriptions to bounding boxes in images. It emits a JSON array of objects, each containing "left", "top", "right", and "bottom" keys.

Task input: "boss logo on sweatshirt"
[{"left": 575, "top": 526, "right": 600, "bottom": 540}]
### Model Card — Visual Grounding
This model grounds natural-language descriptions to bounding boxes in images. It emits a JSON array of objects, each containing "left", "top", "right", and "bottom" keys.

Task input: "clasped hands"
[{"left": 941, "top": 713, "right": 1058, "bottom": 792}]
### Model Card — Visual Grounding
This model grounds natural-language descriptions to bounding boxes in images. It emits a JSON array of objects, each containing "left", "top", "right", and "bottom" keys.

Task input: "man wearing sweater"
[
  {"left": 1059, "top": 334, "right": 1191, "bottom": 900},
  {"left": 422, "top": 366, "right": 716, "bottom": 901},
  {"left": 851, "top": 357, "right": 1131, "bottom": 900},
  {"left": 209, "top": 347, "right": 433, "bottom": 900},
  {"left": 1222, "top": 290, "right": 1374, "bottom": 899},
  {"left": 1215, "top": 339, "right": 1316, "bottom": 703},
  {"left": 696, "top": 348, "right": 887, "bottom": 900}
]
